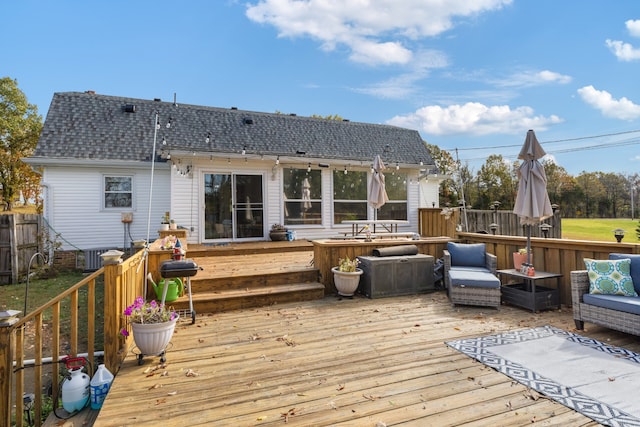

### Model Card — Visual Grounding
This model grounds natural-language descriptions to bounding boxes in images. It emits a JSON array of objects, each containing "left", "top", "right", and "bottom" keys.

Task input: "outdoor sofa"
[
  {"left": 571, "top": 253, "right": 640, "bottom": 337},
  {"left": 443, "top": 242, "right": 501, "bottom": 309}
]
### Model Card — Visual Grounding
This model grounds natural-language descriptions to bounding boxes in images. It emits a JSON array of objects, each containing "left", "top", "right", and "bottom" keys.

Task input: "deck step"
[{"left": 170, "top": 282, "right": 325, "bottom": 313}]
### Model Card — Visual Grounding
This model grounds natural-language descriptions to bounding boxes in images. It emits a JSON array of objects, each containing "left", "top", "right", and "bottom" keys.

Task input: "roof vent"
[
  {"left": 342, "top": 119, "right": 350, "bottom": 122},
  {"left": 153, "top": 98, "right": 161, "bottom": 102},
  {"left": 123, "top": 104, "right": 136, "bottom": 113},
  {"left": 243, "top": 118, "right": 254, "bottom": 125},
  {"left": 85, "top": 90, "right": 96, "bottom": 95},
  {"left": 289, "top": 113, "right": 297, "bottom": 116},
  {"left": 231, "top": 106, "right": 238, "bottom": 110},
  {"left": 296, "top": 150, "right": 306, "bottom": 155}
]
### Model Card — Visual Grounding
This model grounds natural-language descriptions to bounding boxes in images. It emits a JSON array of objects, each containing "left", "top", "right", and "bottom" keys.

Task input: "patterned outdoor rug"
[{"left": 446, "top": 326, "right": 640, "bottom": 427}]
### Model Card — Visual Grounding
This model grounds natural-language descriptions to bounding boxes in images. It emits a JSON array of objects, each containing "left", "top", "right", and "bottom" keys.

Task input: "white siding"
[{"left": 43, "top": 164, "right": 171, "bottom": 250}]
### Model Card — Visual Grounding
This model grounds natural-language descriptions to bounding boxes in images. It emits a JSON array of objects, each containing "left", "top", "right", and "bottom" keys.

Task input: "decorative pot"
[
  {"left": 160, "top": 223, "right": 169, "bottom": 231},
  {"left": 269, "top": 231, "right": 288, "bottom": 241},
  {"left": 131, "top": 316, "right": 179, "bottom": 355},
  {"left": 331, "top": 267, "right": 363, "bottom": 296},
  {"left": 513, "top": 252, "right": 528, "bottom": 271}
]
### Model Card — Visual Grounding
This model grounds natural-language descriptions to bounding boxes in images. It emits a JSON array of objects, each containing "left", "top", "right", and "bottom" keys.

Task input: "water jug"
[
  {"left": 61, "top": 367, "right": 90, "bottom": 413},
  {"left": 90, "top": 364, "right": 114, "bottom": 409}
]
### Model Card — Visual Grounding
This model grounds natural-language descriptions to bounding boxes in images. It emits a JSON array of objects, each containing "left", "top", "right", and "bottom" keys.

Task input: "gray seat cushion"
[
  {"left": 448, "top": 269, "right": 500, "bottom": 289},
  {"left": 583, "top": 293, "right": 640, "bottom": 316}
]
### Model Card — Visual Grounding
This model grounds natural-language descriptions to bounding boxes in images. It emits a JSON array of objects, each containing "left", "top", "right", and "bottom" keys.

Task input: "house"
[{"left": 25, "top": 91, "right": 444, "bottom": 255}]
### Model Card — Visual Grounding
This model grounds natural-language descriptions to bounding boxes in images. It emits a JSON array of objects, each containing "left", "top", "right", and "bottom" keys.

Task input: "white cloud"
[
  {"left": 606, "top": 19, "right": 640, "bottom": 61},
  {"left": 605, "top": 39, "right": 640, "bottom": 61},
  {"left": 246, "top": 0, "right": 512, "bottom": 66},
  {"left": 495, "top": 69, "right": 572, "bottom": 87},
  {"left": 626, "top": 19, "right": 640, "bottom": 37},
  {"left": 354, "top": 50, "right": 449, "bottom": 98},
  {"left": 386, "top": 102, "right": 562, "bottom": 136},
  {"left": 577, "top": 85, "right": 640, "bottom": 120}
]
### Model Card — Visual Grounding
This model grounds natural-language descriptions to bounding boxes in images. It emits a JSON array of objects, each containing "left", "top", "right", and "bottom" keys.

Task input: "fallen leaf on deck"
[
  {"left": 185, "top": 369, "right": 199, "bottom": 377},
  {"left": 198, "top": 338, "right": 205, "bottom": 343},
  {"left": 155, "top": 398, "right": 166, "bottom": 405},
  {"left": 148, "top": 384, "right": 162, "bottom": 390},
  {"left": 337, "top": 384, "right": 345, "bottom": 391},
  {"left": 454, "top": 327, "right": 461, "bottom": 331},
  {"left": 277, "top": 335, "right": 296, "bottom": 346},
  {"left": 280, "top": 407, "right": 297, "bottom": 422},
  {"left": 363, "top": 394, "right": 379, "bottom": 401},
  {"left": 167, "top": 391, "right": 177, "bottom": 396},
  {"left": 256, "top": 416, "right": 267, "bottom": 421}
]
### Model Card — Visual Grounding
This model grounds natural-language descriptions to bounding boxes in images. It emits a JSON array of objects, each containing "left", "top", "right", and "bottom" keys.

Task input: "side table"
[{"left": 497, "top": 269, "right": 562, "bottom": 312}]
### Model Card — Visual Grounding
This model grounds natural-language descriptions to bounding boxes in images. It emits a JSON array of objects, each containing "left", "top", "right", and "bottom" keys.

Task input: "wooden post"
[
  {"left": 103, "top": 262, "right": 124, "bottom": 374},
  {"left": 0, "top": 319, "right": 18, "bottom": 427}
]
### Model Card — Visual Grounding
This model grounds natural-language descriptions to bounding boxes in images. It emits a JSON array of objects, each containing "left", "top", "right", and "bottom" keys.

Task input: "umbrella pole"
[{"left": 526, "top": 225, "right": 532, "bottom": 264}]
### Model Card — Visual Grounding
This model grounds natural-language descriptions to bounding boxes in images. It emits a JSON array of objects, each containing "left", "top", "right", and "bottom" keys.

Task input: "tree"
[
  {"left": 424, "top": 143, "right": 457, "bottom": 206},
  {"left": 476, "top": 154, "right": 515, "bottom": 209},
  {"left": 0, "top": 77, "right": 42, "bottom": 210}
]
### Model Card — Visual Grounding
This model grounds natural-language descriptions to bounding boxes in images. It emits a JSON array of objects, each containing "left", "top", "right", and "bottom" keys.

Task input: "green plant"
[
  {"left": 338, "top": 256, "right": 360, "bottom": 272},
  {"left": 270, "top": 223, "right": 287, "bottom": 232},
  {"left": 517, "top": 248, "right": 527, "bottom": 254},
  {"left": 120, "top": 297, "right": 177, "bottom": 336}
]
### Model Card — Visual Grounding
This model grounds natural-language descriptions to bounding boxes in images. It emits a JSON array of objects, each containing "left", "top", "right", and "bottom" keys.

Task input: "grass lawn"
[
  {"left": 562, "top": 218, "right": 640, "bottom": 243},
  {"left": 0, "top": 271, "right": 105, "bottom": 353}
]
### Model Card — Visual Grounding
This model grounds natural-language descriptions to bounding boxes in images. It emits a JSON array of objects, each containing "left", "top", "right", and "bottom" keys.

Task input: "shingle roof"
[{"left": 33, "top": 92, "right": 433, "bottom": 166}]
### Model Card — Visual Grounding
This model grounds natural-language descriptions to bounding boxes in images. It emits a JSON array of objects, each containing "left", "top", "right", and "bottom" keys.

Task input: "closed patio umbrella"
[
  {"left": 368, "top": 155, "right": 389, "bottom": 220},
  {"left": 302, "top": 178, "right": 312, "bottom": 212},
  {"left": 513, "top": 129, "right": 553, "bottom": 264}
]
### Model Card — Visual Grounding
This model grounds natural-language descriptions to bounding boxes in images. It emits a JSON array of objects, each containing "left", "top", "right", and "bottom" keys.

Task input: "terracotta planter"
[
  {"left": 332, "top": 267, "right": 363, "bottom": 296},
  {"left": 131, "top": 316, "right": 179, "bottom": 355},
  {"left": 513, "top": 252, "right": 528, "bottom": 271}
]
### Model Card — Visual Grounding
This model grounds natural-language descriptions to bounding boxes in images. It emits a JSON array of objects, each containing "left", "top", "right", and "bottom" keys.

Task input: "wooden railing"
[{"left": 0, "top": 250, "right": 146, "bottom": 427}]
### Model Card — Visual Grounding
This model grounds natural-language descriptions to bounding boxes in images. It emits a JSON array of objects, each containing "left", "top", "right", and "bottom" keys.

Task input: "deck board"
[{"left": 94, "top": 292, "right": 630, "bottom": 426}]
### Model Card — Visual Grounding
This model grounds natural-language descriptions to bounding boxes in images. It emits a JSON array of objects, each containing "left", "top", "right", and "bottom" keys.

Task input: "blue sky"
[{"left": 3, "top": 0, "right": 640, "bottom": 175}]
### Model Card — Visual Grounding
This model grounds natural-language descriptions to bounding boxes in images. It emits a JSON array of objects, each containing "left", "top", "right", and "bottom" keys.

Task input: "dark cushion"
[
  {"left": 448, "top": 270, "right": 500, "bottom": 289},
  {"left": 583, "top": 293, "right": 640, "bottom": 316},
  {"left": 609, "top": 253, "right": 640, "bottom": 295},
  {"left": 447, "top": 242, "right": 486, "bottom": 267}
]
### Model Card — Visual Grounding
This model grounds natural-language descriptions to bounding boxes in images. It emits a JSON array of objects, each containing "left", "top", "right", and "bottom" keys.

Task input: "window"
[
  {"left": 377, "top": 172, "right": 407, "bottom": 220},
  {"left": 333, "top": 170, "right": 367, "bottom": 224},
  {"left": 104, "top": 176, "right": 133, "bottom": 209},
  {"left": 283, "top": 168, "right": 322, "bottom": 225}
]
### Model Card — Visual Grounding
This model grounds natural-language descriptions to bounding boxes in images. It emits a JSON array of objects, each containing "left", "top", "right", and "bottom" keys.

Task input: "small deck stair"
[{"left": 168, "top": 241, "right": 325, "bottom": 314}]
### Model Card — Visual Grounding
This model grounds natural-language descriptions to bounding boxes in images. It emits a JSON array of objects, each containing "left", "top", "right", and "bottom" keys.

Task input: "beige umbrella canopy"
[
  {"left": 368, "top": 155, "right": 389, "bottom": 219},
  {"left": 302, "top": 178, "right": 312, "bottom": 211},
  {"left": 513, "top": 129, "right": 553, "bottom": 262}
]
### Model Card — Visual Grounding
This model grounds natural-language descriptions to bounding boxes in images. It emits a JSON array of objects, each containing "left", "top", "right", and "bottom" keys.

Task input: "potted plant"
[
  {"left": 160, "top": 213, "right": 170, "bottom": 231},
  {"left": 170, "top": 219, "right": 177, "bottom": 230},
  {"left": 331, "top": 256, "right": 363, "bottom": 296},
  {"left": 513, "top": 248, "right": 528, "bottom": 271},
  {"left": 120, "top": 296, "right": 179, "bottom": 362},
  {"left": 269, "top": 223, "right": 289, "bottom": 241}
]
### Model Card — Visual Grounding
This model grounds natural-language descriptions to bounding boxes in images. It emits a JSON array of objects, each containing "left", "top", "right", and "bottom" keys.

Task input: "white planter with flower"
[
  {"left": 121, "top": 297, "right": 179, "bottom": 364},
  {"left": 332, "top": 257, "right": 363, "bottom": 297}
]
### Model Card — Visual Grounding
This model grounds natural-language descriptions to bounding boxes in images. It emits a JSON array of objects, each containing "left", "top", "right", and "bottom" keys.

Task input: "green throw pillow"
[{"left": 584, "top": 258, "right": 637, "bottom": 296}]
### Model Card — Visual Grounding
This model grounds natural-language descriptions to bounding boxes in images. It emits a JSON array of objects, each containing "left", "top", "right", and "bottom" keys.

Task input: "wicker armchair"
[
  {"left": 443, "top": 242, "right": 500, "bottom": 309},
  {"left": 571, "top": 270, "right": 640, "bottom": 337}
]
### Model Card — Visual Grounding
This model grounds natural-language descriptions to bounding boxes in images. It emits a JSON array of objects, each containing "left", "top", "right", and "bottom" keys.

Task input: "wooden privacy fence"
[
  {"left": 461, "top": 209, "right": 561, "bottom": 238},
  {"left": 0, "top": 250, "right": 146, "bottom": 427},
  {"left": 0, "top": 214, "right": 42, "bottom": 285}
]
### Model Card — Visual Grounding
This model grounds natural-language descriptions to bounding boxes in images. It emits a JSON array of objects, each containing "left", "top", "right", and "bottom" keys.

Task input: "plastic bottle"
[
  {"left": 90, "top": 364, "right": 114, "bottom": 410},
  {"left": 61, "top": 367, "right": 90, "bottom": 413}
]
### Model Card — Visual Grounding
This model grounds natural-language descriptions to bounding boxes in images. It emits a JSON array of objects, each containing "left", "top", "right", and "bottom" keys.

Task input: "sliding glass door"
[{"left": 204, "top": 173, "right": 263, "bottom": 240}]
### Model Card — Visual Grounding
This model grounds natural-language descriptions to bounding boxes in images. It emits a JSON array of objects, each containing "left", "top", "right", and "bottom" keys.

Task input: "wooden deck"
[{"left": 90, "top": 292, "right": 640, "bottom": 426}]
